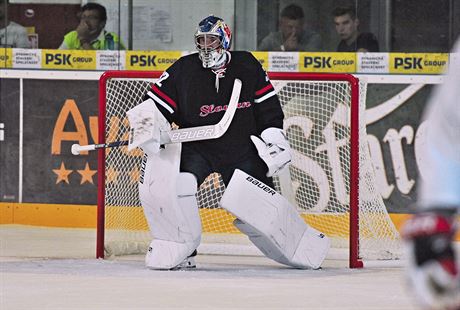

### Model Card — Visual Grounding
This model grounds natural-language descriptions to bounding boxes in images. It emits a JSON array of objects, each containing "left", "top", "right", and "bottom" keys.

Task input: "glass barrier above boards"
[
  {"left": 2, "top": 0, "right": 458, "bottom": 53},
  {"left": 0, "top": 48, "right": 454, "bottom": 75}
]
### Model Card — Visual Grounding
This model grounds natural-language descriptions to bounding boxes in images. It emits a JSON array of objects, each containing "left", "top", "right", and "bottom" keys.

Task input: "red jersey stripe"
[
  {"left": 152, "top": 84, "right": 177, "bottom": 109},
  {"left": 255, "top": 84, "right": 274, "bottom": 96}
]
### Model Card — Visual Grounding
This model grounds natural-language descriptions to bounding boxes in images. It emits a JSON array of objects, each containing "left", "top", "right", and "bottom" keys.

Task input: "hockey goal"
[{"left": 96, "top": 71, "right": 401, "bottom": 268}]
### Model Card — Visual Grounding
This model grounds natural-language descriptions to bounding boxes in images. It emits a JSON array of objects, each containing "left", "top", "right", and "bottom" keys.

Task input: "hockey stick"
[
  {"left": 71, "top": 140, "right": 128, "bottom": 155},
  {"left": 71, "top": 78, "right": 242, "bottom": 155}
]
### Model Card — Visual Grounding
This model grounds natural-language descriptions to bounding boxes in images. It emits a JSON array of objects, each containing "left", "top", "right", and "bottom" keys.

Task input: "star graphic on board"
[
  {"left": 106, "top": 166, "right": 120, "bottom": 184},
  {"left": 53, "top": 162, "right": 73, "bottom": 184},
  {"left": 77, "top": 162, "right": 97, "bottom": 185}
]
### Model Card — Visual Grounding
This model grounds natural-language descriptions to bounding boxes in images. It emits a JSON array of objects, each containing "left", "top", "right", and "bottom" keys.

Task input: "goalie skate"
[{"left": 170, "top": 250, "right": 198, "bottom": 270}]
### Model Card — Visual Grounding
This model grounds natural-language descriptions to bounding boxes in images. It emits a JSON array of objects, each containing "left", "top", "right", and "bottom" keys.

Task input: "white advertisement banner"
[
  {"left": 12, "top": 49, "right": 41, "bottom": 69},
  {"left": 269, "top": 52, "right": 298, "bottom": 72},
  {"left": 96, "top": 51, "right": 126, "bottom": 71},
  {"left": 357, "top": 53, "right": 389, "bottom": 73}
]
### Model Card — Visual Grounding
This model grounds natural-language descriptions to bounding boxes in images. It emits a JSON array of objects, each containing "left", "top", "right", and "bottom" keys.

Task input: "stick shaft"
[
  {"left": 97, "top": 140, "right": 129, "bottom": 149},
  {"left": 73, "top": 140, "right": 128, "bottom": 154}
]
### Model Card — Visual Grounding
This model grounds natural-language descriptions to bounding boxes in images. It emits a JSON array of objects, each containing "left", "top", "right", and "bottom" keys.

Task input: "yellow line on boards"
[
  {"left": 0, "top": 202, "right": 96, "bottom": 228},
  {"left": 1, "top": 202, "right": 459, "bottom": 240}
]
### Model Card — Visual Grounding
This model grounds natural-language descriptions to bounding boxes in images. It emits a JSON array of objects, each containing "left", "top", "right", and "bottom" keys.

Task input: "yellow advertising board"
[
  {"left": 126, "top": 51, "right": 182, "bottom": 71},
  {"left": 0, "top": 48, "right": 13, "bottom": 68},
  {"left": 41, "top": 50, "right": 97, "bottom": 70},
  {"left": 299, "top": 52, "right": 356, "bottom": 72},
  {"left": 389, "top": 53, "right": 449, "bottom": 74},
  {"left": 251, "top": 51, "right": 269, "bottom": 71},
  {"left": 0, "top": 48, "right": 455, "bottom": 74}
]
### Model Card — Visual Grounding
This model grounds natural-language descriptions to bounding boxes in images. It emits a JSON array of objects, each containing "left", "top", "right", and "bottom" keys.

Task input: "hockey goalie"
[{"left": 126, "top": 15, "right": 330, "bottom": 270}]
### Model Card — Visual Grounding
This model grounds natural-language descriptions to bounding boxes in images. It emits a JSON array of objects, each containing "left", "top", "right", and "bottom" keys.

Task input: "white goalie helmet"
[{"left": 195, "top": 15, "right": 232, "bottom": 68}]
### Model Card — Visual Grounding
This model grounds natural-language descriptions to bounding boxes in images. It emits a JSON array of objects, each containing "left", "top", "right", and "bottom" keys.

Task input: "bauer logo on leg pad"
[
  {"left": 139, "top": 153, "right": 148, "bottom": 184},
  {"left": 129, "top": 128, "right": 135, "bottom": 144},
  {"left": 221, "top": 169, "right": 330, "bottom": 269},
  {"left": 245, "top": 176, "right": 277, "bottom": 196}
]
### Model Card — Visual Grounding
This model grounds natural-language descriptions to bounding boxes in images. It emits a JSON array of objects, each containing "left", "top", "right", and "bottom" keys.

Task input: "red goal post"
[
  {"left": 97, "top": 71, "right": 401, "bottom": 268},
  {"left": 270, "top": 72, "right": 361, "bottom": 267}
]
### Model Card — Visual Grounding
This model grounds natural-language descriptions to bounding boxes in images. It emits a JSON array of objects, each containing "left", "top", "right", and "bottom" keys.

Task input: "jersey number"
[{"left": 156, "top": 71, "right": 170, "bottom": 87}]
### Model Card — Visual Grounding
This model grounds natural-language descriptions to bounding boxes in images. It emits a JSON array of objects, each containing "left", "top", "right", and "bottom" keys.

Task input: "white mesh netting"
[{"left": 100, "top": 74, "right": 401, "bottom": 262}]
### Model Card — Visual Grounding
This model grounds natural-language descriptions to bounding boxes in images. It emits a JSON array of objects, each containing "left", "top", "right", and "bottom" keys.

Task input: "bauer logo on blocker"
[{"left": 170, "top": 128, "right": 215, "bottom": 141}]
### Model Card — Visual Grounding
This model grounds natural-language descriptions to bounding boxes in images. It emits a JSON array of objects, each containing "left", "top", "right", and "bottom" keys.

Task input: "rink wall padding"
[
  {"left": 1, "top": 79, "right": 99, "bottom": 205},
  {"left": 0, "top": 79, "right": 20, "bottom": 201},
  {"left": 0, "top": 201, "right": 407, "bottom": 230},
  {"left": 1, "top": 202, "right": 460, "bottom": 241},
  {"left": 0, "top": 202, "right": 96, "bottom": 228}
]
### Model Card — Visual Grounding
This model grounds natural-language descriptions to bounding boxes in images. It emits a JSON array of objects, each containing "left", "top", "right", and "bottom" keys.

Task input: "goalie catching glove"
[{"left": 251, "top": 127, "right": 291, "bottom": 177}]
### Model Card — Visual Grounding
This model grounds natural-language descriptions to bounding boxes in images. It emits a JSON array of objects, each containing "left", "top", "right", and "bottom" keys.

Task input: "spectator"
[
  {"left": 333, "top": 6, "right": 379, "bottom": 52},
  {"left": 0, "top": 0, "right": 31, "bottom": 48},
  {"left": 59, "top": 3, "right": 125, "bottom": 50},
  {"left": 258, "top": 4, "right": 322, "bottom": 51}
]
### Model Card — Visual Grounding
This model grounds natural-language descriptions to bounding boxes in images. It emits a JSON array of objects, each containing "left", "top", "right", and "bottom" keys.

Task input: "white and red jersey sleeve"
[
  {"left": 249, "top": 56, "right": 283, "bottom": 132},
  {"left": 254, "top": 77, "right": 277, "bottom": 104},
  {"left": 144, "top": 66, "right": 180, "bottom": 125}
]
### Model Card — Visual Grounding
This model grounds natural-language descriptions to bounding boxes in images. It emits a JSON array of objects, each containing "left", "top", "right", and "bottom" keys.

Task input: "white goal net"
[{"left": 97, "top": 71, "right": 401, "bottom": 268}]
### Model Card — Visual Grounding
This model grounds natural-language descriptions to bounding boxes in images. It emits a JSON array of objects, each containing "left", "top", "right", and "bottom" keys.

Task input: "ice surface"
[{"left": 1, "top": 225, "right": 421, "bottom": 309}]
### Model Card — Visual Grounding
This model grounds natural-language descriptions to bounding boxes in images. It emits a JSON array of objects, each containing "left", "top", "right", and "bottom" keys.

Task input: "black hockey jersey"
[{"left": 146, "top": 51, "right": 284, "bottom": 166}]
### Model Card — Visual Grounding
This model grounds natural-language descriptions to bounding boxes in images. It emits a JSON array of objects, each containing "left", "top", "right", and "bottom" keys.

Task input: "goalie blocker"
[{"left": 220, "top": 169, "right": 330, "bottom": 269}]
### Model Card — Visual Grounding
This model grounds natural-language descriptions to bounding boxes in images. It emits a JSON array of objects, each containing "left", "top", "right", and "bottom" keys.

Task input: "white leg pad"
[
  {"left": 220, "top": 169, "right": 330, "bottom": 269},
  {"left": 139, "top": 142, "right": 201, "bottom": 269}
]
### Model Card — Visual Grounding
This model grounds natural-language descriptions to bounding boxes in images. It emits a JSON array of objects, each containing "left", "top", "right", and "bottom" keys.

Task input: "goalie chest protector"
[{"left": 147, "top": 51, "right": 284, "bottom": 166}]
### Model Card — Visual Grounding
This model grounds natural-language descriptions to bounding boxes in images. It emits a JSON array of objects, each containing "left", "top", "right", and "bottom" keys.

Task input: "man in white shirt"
[{"left": 0, "top": 0, "right": 30, "bottom": 48}]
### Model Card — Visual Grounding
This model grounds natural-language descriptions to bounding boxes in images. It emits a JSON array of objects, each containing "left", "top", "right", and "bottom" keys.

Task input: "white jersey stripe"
[
  {"left": 254, "top": 89, "right": 277, "bottom": 103},
  {"left": 147, "top": 91, "right": 175, "bottom": 114}
]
